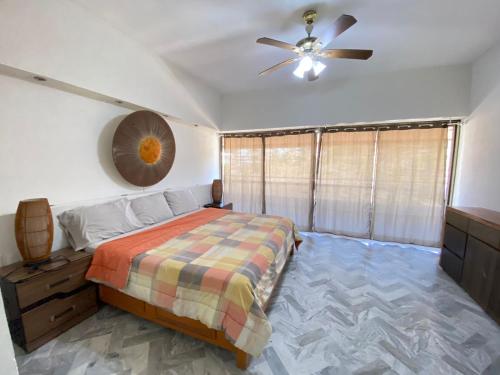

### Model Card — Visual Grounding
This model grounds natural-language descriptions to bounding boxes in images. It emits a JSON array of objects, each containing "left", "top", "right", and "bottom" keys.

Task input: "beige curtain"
[
  {"left": 314, "top": 131, "right": 377, "bottom": 237},
  {"left": 222, "top": 137, "right": 263, "bottom": 214},
  {"left": 264, "top": 133, "right": 315, "bottom": 230},
  {"left": 372, "top": 128, "right": 448, "bottom": 247}
]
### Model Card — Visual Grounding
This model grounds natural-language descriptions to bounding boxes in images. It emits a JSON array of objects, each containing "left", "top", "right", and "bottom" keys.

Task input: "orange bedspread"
[{"left": 86, "top": 208, "right": 228, "bottom": 289}]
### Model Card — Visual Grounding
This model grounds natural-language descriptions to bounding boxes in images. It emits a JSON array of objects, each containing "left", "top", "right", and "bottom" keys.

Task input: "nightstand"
[
  {"left": 203, "top": 202, "right": 233, "bottom": 210},
  {"left": 0, "top": 248, "right": 97, "bottom": 352}
]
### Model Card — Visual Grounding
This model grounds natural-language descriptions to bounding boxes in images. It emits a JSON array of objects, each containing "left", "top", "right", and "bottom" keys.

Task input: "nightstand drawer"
[
  {"left": 22, "top": 285, "right": 97, "bottom": 342},
  {"left": 17, "top": 257, "right": 92, "bottom": 309}
]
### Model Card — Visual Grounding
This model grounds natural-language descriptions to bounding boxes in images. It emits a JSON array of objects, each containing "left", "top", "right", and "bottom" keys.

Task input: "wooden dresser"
[
  {"left": 441, "top": 207, "right": 500, "bottom": 323},
  {"left": 0, "top": 248, "right": 97, "bottom": 351}
]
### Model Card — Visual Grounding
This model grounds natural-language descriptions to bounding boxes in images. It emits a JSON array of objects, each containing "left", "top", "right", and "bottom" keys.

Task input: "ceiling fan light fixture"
[
  {"left": 293, "top": 66, "right": 305, "bottom": 79},
  {"left": 294, "top": 56, "right": 325, "bottom": 79},
  {"left": 293, "top": 56, "right": 313, "bottom": 78},
  {"left": 313, "top": 61, "right": 326, "bottom": 76},
  {"left": 300, "top": 56, "right": 313, "bottom": 71}
]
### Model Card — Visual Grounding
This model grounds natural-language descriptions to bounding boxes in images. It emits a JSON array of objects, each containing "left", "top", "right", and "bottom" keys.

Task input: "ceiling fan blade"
[
  {"left": 259, "top": 58, "right": 297, "bottom": 76},
  {"left": 307, "top": 69, "right": 319, "bottom": 82},
  {"left": 319, "top": 49, "right": 373, "bottom": 60},
  {"left": 322, "top": 14, "right": 358, "bottom": 48},
  {"left": 256, "top": 37, "right": 297, "bottom": 51},
  {"left": 332, "top": 14, "right": 358, "bottom": 39}
]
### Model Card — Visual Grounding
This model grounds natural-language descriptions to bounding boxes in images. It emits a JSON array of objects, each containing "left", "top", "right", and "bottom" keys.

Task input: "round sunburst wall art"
[{"left": 112, "top": 110, "right": 176, "bottom": 187}]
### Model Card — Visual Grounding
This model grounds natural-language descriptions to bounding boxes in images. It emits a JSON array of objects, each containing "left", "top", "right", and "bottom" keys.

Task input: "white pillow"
[
  {"left": 130, "top": 193, "right": 174, "bottom": 225},
  {"left": 164, "top": 190, "right": 199, "bottom": 216},
  {"left": 57, "top": 198, "right": 142, "bottom": 250}
]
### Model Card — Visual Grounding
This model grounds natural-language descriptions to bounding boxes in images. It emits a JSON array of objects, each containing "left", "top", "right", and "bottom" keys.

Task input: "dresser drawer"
[
  {"left": 469, "top": 220, "right": 500, "bottom": 250},
  {"left": 446, "top": 209, "right": 469, "bottom": 232},
  {"left": 16, "top": 257, "right": 91, "bottom": 309},
  {"left": 22, "top": 285, "right": 97, "bottom": 342},
  {"left": 487, "top": 256, "right": 500, "bottom": 323},
  {"left": 443, "top": 224, "right": 467, "bottom": 258},
  {"left": 462, "top": 237, "right": 496, "bottom": 308},
  {"left": 440, "top": 247, "right": 463, "bottom": 283}
]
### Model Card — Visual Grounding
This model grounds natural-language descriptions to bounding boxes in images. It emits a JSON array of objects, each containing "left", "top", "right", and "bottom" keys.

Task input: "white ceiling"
[{"left": 73, "top": 0, "right": 500, "bottom": 94}]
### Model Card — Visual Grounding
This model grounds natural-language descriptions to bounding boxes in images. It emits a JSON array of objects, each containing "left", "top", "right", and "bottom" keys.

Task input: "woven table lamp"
[
  {"left": 15, "top": 198, "right": 53, "bottom": 266},
  {"left": 212, "top": 179, "right": 223, "bottom": 204}
]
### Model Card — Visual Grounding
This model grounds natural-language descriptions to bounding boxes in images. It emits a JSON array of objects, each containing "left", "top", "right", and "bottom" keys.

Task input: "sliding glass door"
[
  {"left": 265, "top": 133, "right": 315, "bottom": 230},
  {"left": 372, "top": 128, "right": 448, "bottom": 246},
  {"left": 314, "top": 131, "right": 377, "bottom": 238},
  {"left": 222, "top": 123, "right": 454, "bottom": 246},
  {"left": 222, "top": 137, "right": 263, "bottom": 214}
]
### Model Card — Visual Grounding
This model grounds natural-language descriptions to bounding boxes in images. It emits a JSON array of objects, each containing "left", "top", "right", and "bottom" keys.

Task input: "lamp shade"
[
  {"left": 212, "top": 179, "right": 223, "bottom": 204},
  {"left": 15, "top": 198, "right": 53, "bottom": 264}
]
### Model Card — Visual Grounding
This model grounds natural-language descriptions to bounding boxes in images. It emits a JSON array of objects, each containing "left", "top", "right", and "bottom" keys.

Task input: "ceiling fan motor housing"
[
  {"left": 303, "top": 9, "right": 317, "bottom": 36},
  {"left": 303, "top": 9, "right": 317, "bottom": 24},
  {"left": 296, "top": 36, "right": 320, "bottom": 53}
]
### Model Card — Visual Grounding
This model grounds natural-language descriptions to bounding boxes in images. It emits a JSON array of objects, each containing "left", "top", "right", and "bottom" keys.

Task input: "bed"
[{"left": 82, "top": 206, "right": 301, "bottom": 369}]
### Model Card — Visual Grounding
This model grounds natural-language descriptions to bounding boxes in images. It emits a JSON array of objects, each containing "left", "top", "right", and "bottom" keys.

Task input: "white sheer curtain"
[
  {"left": 264, "top": 133, "right": 315, "bottom": 230},
  {"left": 314, "top": 131, "right": 376, "bottom": 238},
  {"left": 222, "top": 137, "right": 263, "bottom": 214},
  {"left": 222, "top": 126, "right": 450, "bottom": 247},
  {"left": 372, "top": 128, "right": 448, "bottom": 247}
]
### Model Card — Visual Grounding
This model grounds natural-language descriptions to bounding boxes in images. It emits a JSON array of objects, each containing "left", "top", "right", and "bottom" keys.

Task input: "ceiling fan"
[{"left": 256, "top": 10, "right": 373, "bottom": 81}]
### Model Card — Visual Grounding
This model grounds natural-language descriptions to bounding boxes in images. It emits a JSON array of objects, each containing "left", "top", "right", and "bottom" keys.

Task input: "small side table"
[
  {"left": 203, "top": 202, "right": 233, "bottom": 210},
  {"left": 0, "top": 248, "right": 97, "bottom": 352}
]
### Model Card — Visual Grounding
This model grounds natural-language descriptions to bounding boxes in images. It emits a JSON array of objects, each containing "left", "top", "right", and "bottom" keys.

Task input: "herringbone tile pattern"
[{"left": 15, "top": 233, "right": 500, "bottom": 374}]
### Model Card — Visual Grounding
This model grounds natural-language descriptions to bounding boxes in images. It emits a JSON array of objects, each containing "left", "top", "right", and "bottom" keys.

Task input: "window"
[{"left": 222, "top": 123, "right": 456, "bottom": 247}]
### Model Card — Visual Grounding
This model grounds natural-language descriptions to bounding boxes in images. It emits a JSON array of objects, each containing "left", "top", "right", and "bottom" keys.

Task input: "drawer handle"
[
  {"left": 50, "top": 305, "right": 76, "bottom": 322},
  {"left": 46, "top": 275, "right": 72, "bottom": 290}
]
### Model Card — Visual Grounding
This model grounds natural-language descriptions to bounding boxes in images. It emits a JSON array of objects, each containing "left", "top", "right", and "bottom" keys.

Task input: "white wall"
[
  {"left": 0, "top": 0, "right": 221, "bottom": 128},
  {"left": 454, "top": 41, "right": 500, "bottom": 211},
  {"left": 0, "top": 292, "right": 18, "bottom": 375},
  {"left": 221, "top": 65, "right": 470, "bottom": 131},
  {"left": 0, "top": 74, "right": 219, "bottom": 266},
  {"left": 0, "top": 0, "right": 222, "bottom": 267}
]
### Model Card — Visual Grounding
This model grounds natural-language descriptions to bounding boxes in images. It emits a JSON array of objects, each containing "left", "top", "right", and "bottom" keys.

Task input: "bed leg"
[{"left": 236, "top": 350, "right": 249, "bottom": 370}]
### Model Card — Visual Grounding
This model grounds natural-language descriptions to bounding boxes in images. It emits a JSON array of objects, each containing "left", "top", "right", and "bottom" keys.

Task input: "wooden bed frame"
[{"left": 98, "top": 246, "right": 294, "bottom": 370}]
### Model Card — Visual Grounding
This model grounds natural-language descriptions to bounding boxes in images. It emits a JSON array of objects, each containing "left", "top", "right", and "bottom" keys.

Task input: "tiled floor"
[{"left": 14, "top": 233, "right": 500, "bottom": 374}]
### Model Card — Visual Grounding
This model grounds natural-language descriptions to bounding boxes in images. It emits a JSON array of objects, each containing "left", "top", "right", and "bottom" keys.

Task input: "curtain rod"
[{"left": 221, "top": 119, "right": 462, "bottom": 138}]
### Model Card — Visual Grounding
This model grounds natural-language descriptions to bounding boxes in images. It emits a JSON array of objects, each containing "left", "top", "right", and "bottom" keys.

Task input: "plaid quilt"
[{"left": 123, "top": 211, "right": 300, "bottom": 356}]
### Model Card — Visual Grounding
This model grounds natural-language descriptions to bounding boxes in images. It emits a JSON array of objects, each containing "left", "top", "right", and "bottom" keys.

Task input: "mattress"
[
  {"left": 86, "top": 208, "right": 301, "bottom": 355},
  {"left": 87, "top": 208, "right": 290, "bottom": 307}
]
